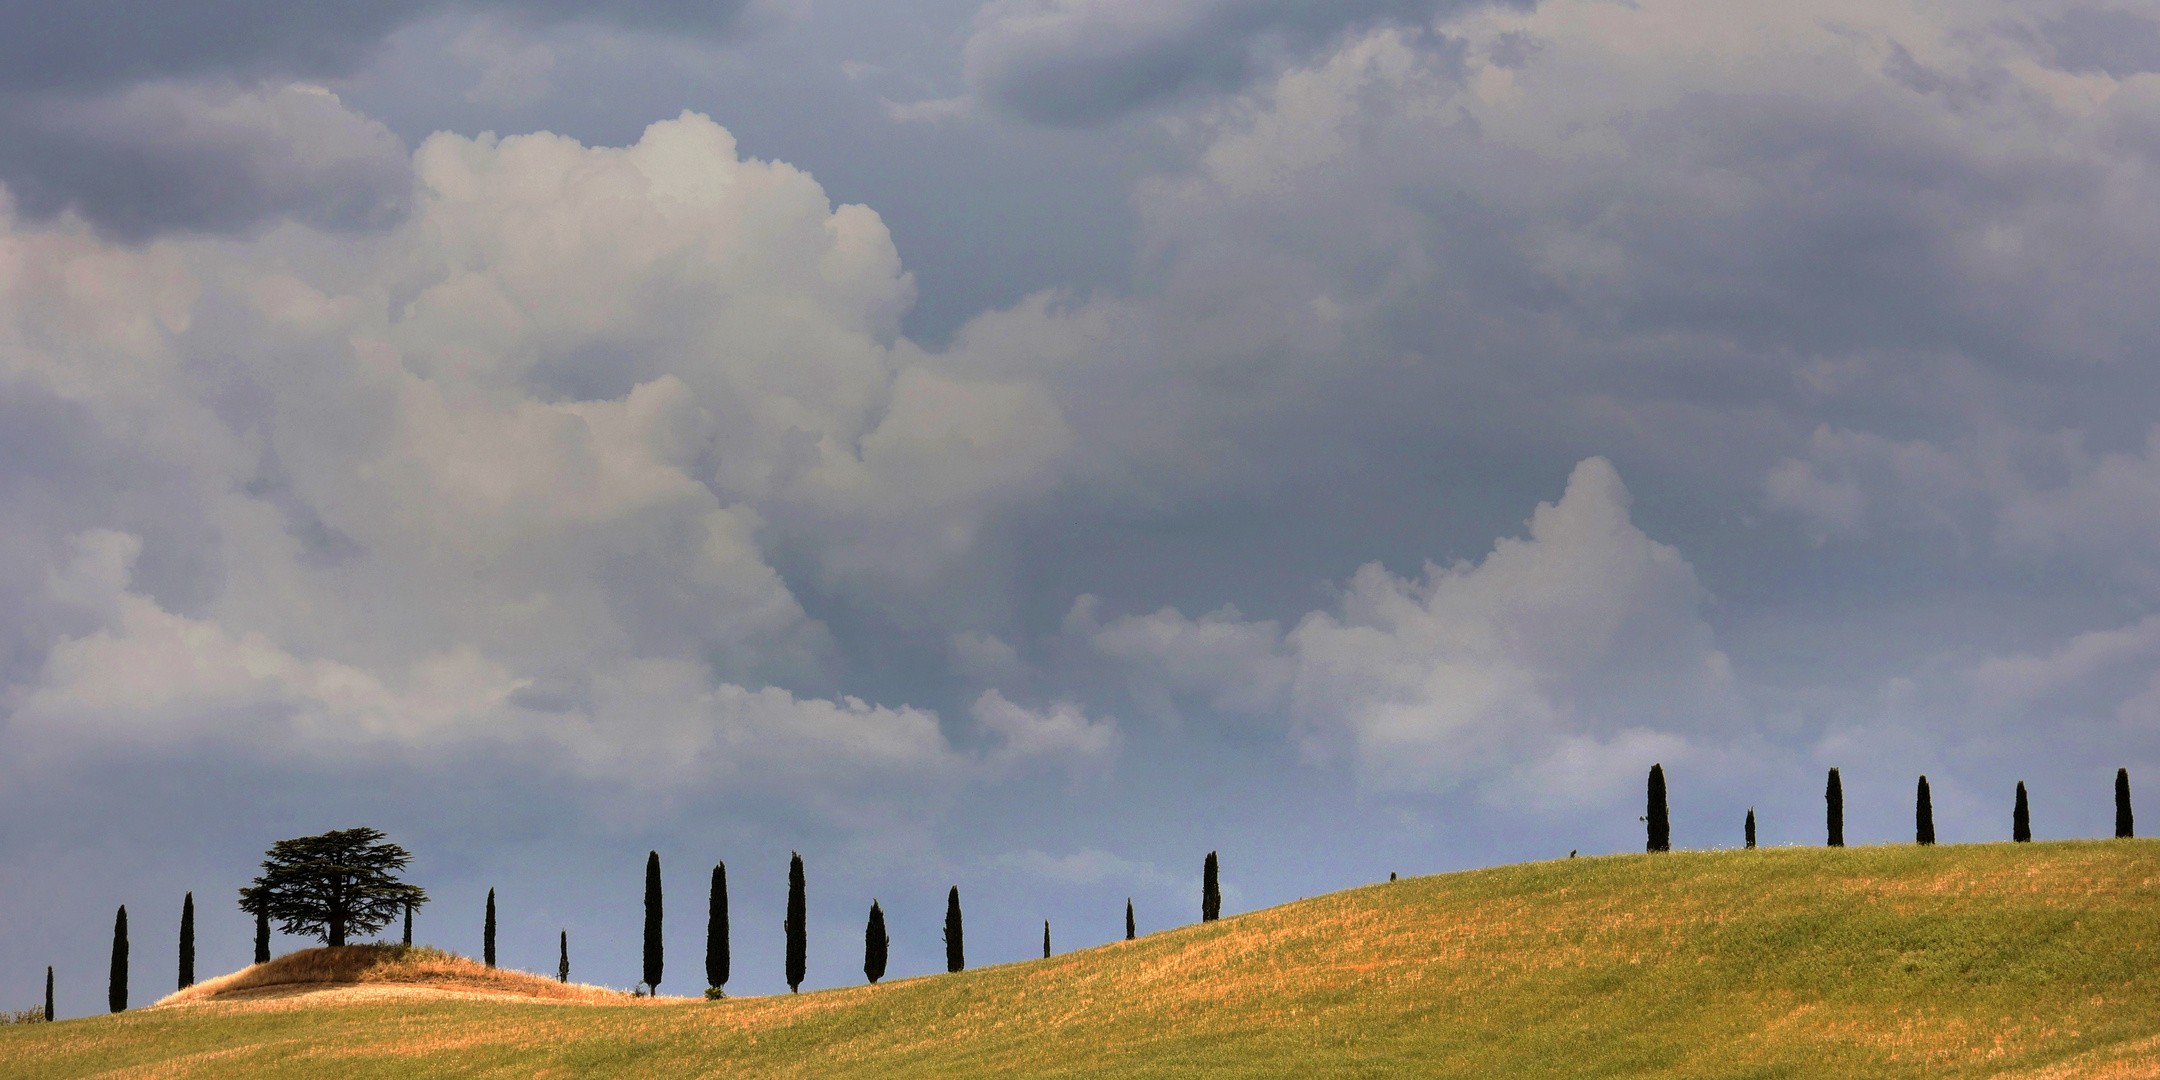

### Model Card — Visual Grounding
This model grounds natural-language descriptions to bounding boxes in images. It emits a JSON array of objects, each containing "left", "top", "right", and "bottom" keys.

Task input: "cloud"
[
  {"left": 1080, "top": 459, "right": 1740, "bottom": 793},
  {"left": 0, "top": 81, "right": 412, "bottom": 241},
  {"left": 0, "top": 111, "right": 1090, "bottom": 827},
  {"left": 960, "top": 0, "right": 1492, "bottom": 125},
  {"left": 0, "top": 0, "right": 767, "bottom": 239},
  {"left": 971, "top": 689, "right": 1122, "bottom": 780}
]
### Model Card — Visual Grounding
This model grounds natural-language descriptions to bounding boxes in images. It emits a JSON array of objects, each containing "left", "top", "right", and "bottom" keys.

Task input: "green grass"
[{"left": 7, "top": 840, "right": 2159, "bottom": 1078}]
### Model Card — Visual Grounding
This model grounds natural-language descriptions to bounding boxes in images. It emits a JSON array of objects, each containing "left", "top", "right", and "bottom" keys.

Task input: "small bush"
[
  {"left": 704, "top": 986, "right": 727, "bottom": 1000},
  {"left": 2, "top": 1006, "right": 46, "bottom": 1024}
]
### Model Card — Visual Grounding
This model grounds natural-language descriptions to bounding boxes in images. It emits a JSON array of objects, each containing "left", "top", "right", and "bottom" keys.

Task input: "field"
[{"left": 4, "top": 839, "right": 2158, "bottom": 1078}]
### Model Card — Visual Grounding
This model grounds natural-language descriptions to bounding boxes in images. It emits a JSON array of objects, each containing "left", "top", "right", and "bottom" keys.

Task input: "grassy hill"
[{"left": 5, "top": 840, "right": 2158, "bottom": 1078}]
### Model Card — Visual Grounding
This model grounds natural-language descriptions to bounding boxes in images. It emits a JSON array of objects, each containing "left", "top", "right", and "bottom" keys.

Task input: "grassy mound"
[
  {"left": 155, "top": 944, "right": 645, "bottom": 1007},
  {"left": 6, "top": 840, "right": 2159, "bottom": 1078}
]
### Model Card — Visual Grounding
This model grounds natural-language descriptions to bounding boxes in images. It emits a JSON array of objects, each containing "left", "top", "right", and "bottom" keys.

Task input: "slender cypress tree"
[
  {"left": 2013, "top": 781, "right": 2032, "bottom": 842},
  {"left": 643, "top": 852, "right": 664, "bottom": 992},
  {"left": 402, "top": 900, "right": 412, "bottom": 948},
  {"left": 178, "top": 892, "right": 195, "bottom": 990},
  {"left": 108, "top": 905, "right": 128, "bottom": 1014},
  {"left": 254, "top": 907, "right": 270, "bottom": 964},
  {"left": 707, "top": 862, "right": 730, "bottom": 992},
  {"left": 483, "top": 889, "right": 497, "bottom": 968},
  {"left": 864, "top": 901, "right": 888, "bottom": 985},
  {"left": 943, "top": 886, "right": 965, "bottom": 973},
  {"left": 1826, "top": 768, "right": 1845, "bottom": 847},
  {"left": 44, "top": 966, "right": 54, "bottom": 1022},
  {"left": 1125, "top": 898, "right": 1135, "bottom": 941},
  {"left": 1043, "top": 921, "right": 1051, "bottom": 958},
  {"left": 784, "top": 852, "right": 807, "bottom": 993},
  {"left": 1745, "top": 808, "right": 1756, "bottom": 849},
  {"left": 1916, "top": 776, "right": 1936, "bottom": 845},
  {"left": 1202, "top": 852, "right": 1221, "bottom": 922},
  {"left": 2117, "top": 768, "right": 2135, "bottom": 839},
  {"left": 1646, "top": 763, "right": 1671, "bottom": 852},
  {"left": 559, "top": 930, "right": 569, "bottom": 983}
]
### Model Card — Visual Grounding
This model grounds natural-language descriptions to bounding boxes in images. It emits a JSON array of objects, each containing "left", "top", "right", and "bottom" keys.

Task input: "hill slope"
[{"left": 5, "top": 840, "right": 2158, "bottom": 1078}]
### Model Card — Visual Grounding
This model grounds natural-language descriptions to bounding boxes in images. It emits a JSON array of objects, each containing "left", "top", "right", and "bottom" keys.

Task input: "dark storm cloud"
[
  {"left": 2040, "top": 8, "right": 2160, "bottom": 79},
  {"left": 0, "top": 1, "right": 762, "bottom": 94},
  {"left": 961, "top": 0, "right": 1510, "bottom": 126},
  {"left": 0, "top": 0, "right": 761, "bottom": 238}
]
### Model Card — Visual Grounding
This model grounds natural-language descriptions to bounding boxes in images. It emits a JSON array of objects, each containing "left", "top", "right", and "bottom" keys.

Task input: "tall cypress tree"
[
  {"left": 706, "top": 862, "right": 729, "bottom": 992},
  {"left": 1043, "top": 921, "right": 1051, "bottom": 959},
  {"left": 864, "top": 900, "right": 888, "bottom": 985},
  {"left": 483, "top": 889, "right": 497, "bottom": 968},
  {"left": 1826, "top": 768, "right": 1845, "bottom": 847},
  {"left": 108, "top": 905, "right": 128, "bottom": 1014},
  {"left": 559, "top": 930, "right": 569, "bottom": 983},
  {"left": 1125, "top": 898, "right": 1135, "bottom": 941},
  {"left": 402, "top": 901, "right": 412, "bottom": 948},
  {"left": 1202, "top": 852, "right": 1221, "bottom": 922},
  {"left": 1745, "top": 808, "right": 1756, "bottom": 849},
  {"left": 784, "top": 852, "right": 807, "bottom": 993},
  {"left": 1646, "top": 763, "right": 1671, "bottom": 852},
  {"left": 44, "top": 965, "right": 54, "bottom": 1023},
  {"left": 254, "top": 907, "right": 270, "bottom": 965},
  {"left": 643, "top": 851, "right": 664, "bottom": 992},
  {"left": 178, "top": 892, "right": 195, "bottom": 990},
  {"left": 2013, "top": 781, "right": 2032, "bottom": 842},
  {"left": 1916, "top": 776, "right": 1936, "bottom": 845},
  {"left": 2117, "top": 768, "right": 2135, "bottom": 839},
  {"left": 943, "top": 886, "right": 965, "bottom": 973}
]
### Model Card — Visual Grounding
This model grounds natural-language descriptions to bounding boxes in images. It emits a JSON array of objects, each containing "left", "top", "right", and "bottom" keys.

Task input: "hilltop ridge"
[{"left": 6, "top": 840, "right": 2158, "bottom": 1078}]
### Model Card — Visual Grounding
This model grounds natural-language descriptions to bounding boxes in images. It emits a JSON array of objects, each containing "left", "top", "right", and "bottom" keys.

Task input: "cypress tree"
[
  {"left": 559, "top": 930, "right": 569, "bottom": 983},
  {"left": 1202, "top": 851, "right": 1221, "bottom": 922},
  {"left": 1745, "top": 808, "right": 1756, "bottom": 849},
  {"left": 108, "top": 905, "right": 128, "bottom": 1014},
  {"left": 1125, "top": 898, "right": 1135, "bottom": 941},
  {"left": 643, "top": 851, "right": 663, "bottom": 992},
  {"left": 1646, "top": 763, "right": 1671, "bottom": 852},
  {"left": 943, "top": 886, "right": 965, "bottom": 973},
  {"left": 706, "top": 862, "right": 729, "bottom": 992},
  {"left": 483, "top": 889, "right": 497, "bottom": 968},
  {"left": 2013, "top": 781, "right": 2032, "bottom": 842},
  {"left": 402, "top": 901, "right": 412, "bottom": 948},
  {"left": 864, "top": 900, "right": 888, "bottom": 985},
  {"left": 178, "top": 892, "right": 195, "bottom": 990},
  {"left": 2117, "top": 768, "right": 2135, "bottom": 839},
  {"left": 44, "top": 965, "right": 53, "bottom": 1023},
  {"left": 1826, "top": 768, "right": 1845, "bottom": 847},
  {"left": 784, "top": 852, "right": 806, "bottom": 993},
  {"left": 255, "top": 907, "right": 270, "bottom": 965},
  {"left": 1916, "top": 776, "right": 1936, "bottom": 845},
  {"left": 1043, "top": 921, "right": 1051, "bottom": 959}
]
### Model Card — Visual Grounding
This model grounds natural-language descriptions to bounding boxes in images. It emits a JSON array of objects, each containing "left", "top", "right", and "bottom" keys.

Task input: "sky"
[{"left": 5, "top": 0, "right": 2160, "bottom": 1016}]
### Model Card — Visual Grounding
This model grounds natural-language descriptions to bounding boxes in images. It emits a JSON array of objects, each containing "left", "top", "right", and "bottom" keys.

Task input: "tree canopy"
[{"left": 237, "top": 827, "right": 428, "bottom": 947}]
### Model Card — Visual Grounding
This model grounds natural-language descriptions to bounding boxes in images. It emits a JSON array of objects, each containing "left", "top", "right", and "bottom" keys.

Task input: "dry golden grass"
[
  {"left": 154, "top": 945, "right": 661, "bottom": 1009},
  {"left": 8, "top": 840, "right": 2160, "bottom": 1078}
]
